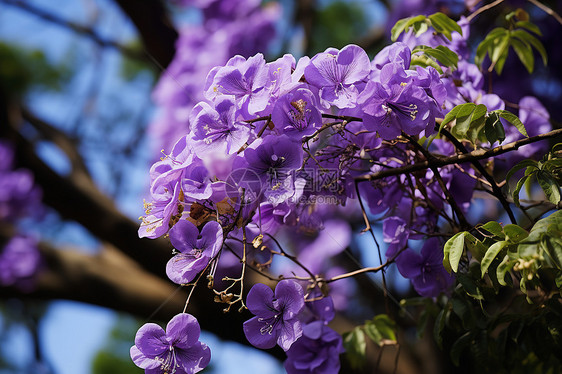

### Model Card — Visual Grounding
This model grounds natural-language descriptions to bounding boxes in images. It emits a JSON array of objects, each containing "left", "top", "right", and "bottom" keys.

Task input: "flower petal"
[
  {"left": 130, "top": 346, "right": 161, "bottom": 369},
  {"left": 277, "top": 317, "right": 303, "bottom": 351},
  {"left": 169, "top": 220, "right": 200, "bottom": 253},
  {"left": 243, "top": 316, "right": 278, "bottom": 349},
  {"left": 134, "top": 323, "right": 168, "bottom": 358},
  {"left": 275, "top": 280, "right": 305, "bottom": 318},
  {"left": 166, "top": 313, "right": 201, "bottom": 349},
  {"left": 246, "top": 283, "right": 276, "bottom": 317},
  {"left": 176, "top": 342, "right": 211, "bottom": 374}
]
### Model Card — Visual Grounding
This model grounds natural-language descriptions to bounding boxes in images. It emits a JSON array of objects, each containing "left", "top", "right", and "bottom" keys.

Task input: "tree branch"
[
  {"left": 112, "top": 0, "right": 178, "bottom": 69},
  {"left": 356, "top": 128, "right": 562, "bottom": 182}
]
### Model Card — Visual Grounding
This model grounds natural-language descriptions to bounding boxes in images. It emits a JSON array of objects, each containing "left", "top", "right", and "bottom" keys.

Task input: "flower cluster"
[
  {"left": 0, "top": 140, "right": 43, "bottom": 290},
  {"left": 137, "top": 10, "right": 553, "bottom": 371},
  {"left": 131, "top": 313, "right": 210, "bottom": 374},
  {"left": 149, "top": 0, "right": 280, "bottom": 152}
]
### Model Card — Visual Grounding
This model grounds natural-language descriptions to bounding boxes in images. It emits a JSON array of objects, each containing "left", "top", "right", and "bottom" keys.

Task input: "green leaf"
[
  {"left": 453, "top": 104, "right": 487, "bottom": 143},
  {"left": 481, "top": 241, "right": 509, "bottom": 277},
  {"left": 364, "top": 314, "right": 397, "bottom": 346},
  {"left": 510, "top": 37, "right": 534, "bottom": 73},
  {"left": 503, "top": 224, "right": 529, "bottom": 243},
  {"left": 484, "top": 111, "right": 506, "bottom": 145},
  {"left": 464, "top": 233, "right": 487, "bottom": 262},
  {"left": 440, "top": 103, "right": 471, "bottom": 131},
  {"left": 481, "top": 221, "right": 505, "bottom": 239},
  {"left": 506, "top": 159, "right": 538, "bottom": 183},
  {"left": 444, "top": 232, "right": 466, "bottom": 273},
  {"left": 428, "top": 12, "right": 462, "bottom": 40},
  {"left": 433, "top": 308, "right": 447, "bottom": 349},
  {"left": 513, "top": 174, "right": 530, "bottom": 207},
  {"left": 391, "top": 15, "right": 427, "bottom": 42},
  {"left": 343, "top": 327, "right": 366, "bottom": 369},
  {"left": 556, "top": 273, "right": 562, "bottom": 290},
  {"left": 537, "top": 171, "right": 561, "bottom": 205},
  {"left": 450, "top": 331, "right": 473, "bottom": 366},
  {"left": 489, "top": 32, "right": 511, "bottom": 73},
  {"left": 511, "top": 29, "right": 548, "bottom": 66},
  {"left": 515, "top": 21, "right": 542, "bottom": 36},
  {"left": 410, "top": 54, "right": 443, "bottom": 73},
  {"left": 496, "top": 254, "right": 513, "bottom": 286},
  {"left": 412, "top": 45, "right": 459, "bottom": 69},
  {"left": 495, "top": 110, "right": 528, "bottom": 137}
]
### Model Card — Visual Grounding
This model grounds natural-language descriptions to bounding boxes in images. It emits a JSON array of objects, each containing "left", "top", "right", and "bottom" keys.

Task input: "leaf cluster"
[
  {"left": 475, "top": 9, "right": 547, "bottom": 74},
  {"left": 435, "top": 211, "right": 562, "bottom": 371},
  {"left": 440, "top": 103, "right": 527, "bottom": 145},
  {"left": 342, "top": 314, "right": 397, "bottom": 369},
  {"left": 507, "top": 143, "right": 562, "bottom": 206},
  {"left": 391, "top": 12, "right": 462, "bottom": 43}
]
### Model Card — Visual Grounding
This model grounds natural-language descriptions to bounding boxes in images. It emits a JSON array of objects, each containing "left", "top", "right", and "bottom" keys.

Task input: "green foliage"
[
  {"left": 391, "top": 12, "right": 462, "bottom": 42},
  {"left": 0, "top": 42, "right": 69, "bottom": 98},
  {"left": 91, "top": 316, "right": 141, "bottom": 374},
  {"left": 120, "top": 39, "right": 156, "bottom": 82},
  {"left": 363, "top": 314, "right": 397, "bottom": 346},
  {"left": 410, "top": 45, "right": 459, "bottom": 73},
  {"left": 507, "top": 144, "right": 562, "bottom": 207},
  {"left": 440, "top": 103, "right": 527, "bottom": 145},
  {"left": 343, "top": 314, "right": 397, "bottom": 369},
  {"left": 342, "top": 326, "right": 367, "bottom": 369},
  {"left": 475, "top": 10, "right": 547, "bottom": 74},
  {"left": 309, "top": 2, "right": 368, "bottom": 54}
]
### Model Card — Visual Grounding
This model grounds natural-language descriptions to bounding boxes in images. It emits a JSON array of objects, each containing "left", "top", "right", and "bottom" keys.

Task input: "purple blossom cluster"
[
  {"left": 0, "top": 235, "right": 41, "bottom": 291},
  {"left": 0, "top": 141, "right": 43, "bottom": 290},
  {"left": 137, "top": 11, "right": 554, "bottom": 371},
  {"left": 149, "top": 0, "right": 280, "bottom": 152},
  {"left": 0, "top": 141, "right": 42, "bottom": 222}
]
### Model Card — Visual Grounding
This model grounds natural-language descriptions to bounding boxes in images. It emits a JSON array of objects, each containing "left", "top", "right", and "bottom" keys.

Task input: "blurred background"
[{"left": 0, "top": 0, "right": 560, "bottom": 373}]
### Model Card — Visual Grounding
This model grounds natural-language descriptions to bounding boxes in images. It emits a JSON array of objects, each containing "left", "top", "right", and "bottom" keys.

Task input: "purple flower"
[
  {"left": 241, "top": 135, "right": 303, "bottom": 204},
  {"left": 284, "top": 321, "right": 344, "bottom": 374},
  {"left": 139, "top": 137, "right": 194, "bottom": 239},
  {"left": 243, "top": 280, "right": 305, "bottom": 351},
  {"left": 181, "top": 164, "right": 213, "bottom": 201},
  {"left": 130, "top": 313, "right": 210, "bottom": 374},
  {"left": 166, "top": 220, "right": 223, "bottom": 284},
  {"left": 358, "top": 77, "right": 431, "bottom": 140},
  {"left": 189, "top": 97, "right": 250, "bottom": 156},
  {"left": 271, "top": 86, "right": 322, "bottom": 140},
  {"left": 395, "top": 238, "right": 454, "bottom": 297},
  {"left": 0, "top": 235, "right": 41, "bottom": 290},
  {"left": 204, "top": 54, "right": 270, "bottom": 117},
  {"left": 304, "top": 44, "right": 370, "bottom": 108},
  {"left": 299, "top": 296, "right": 336, "bottom": 325},
  {"left": 383, "top": 216, "right": 409, "bottom": 258}
]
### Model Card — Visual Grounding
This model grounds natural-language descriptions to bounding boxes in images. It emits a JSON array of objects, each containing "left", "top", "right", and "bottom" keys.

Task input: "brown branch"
[
  {"left": 527, "top": 0, "right": 562, "bottom": 26},
  {"left": 0, "top": 94, "right": 170, "bottom": 278},
  {"left": 355, "top": 128, "right": 562, "bottom": 182},
  {"left": 113, "top": 0, "right": 178, "bottom": 69},
  {"left": 465, "top": 0, "right": 505, "bottom": 23},
  {"left": 21, "top": 108, "right": 93, "bottom": 182},
  {"left": 402, "top": 133, "right": 470, "bottom": 229},
  {"left": 440, "top": 128, "right": 517, "bottom": 224}
]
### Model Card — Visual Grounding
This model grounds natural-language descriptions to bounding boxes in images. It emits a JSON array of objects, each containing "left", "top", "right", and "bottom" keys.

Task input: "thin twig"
[
  {"left": 440, "top": 128, "right": 517, "bottom": 224},
  {"left": 527, "top": 0, "right": 562, "bottom": 25},
  {"left": 402, "top": 132, "right": 470, "bottom": 230},
  {"left": 355, "top": 128, "right": 562, "bottom": 182},
  {"left": 466, "top": 0, "right": 505, "bottom": 23}
]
